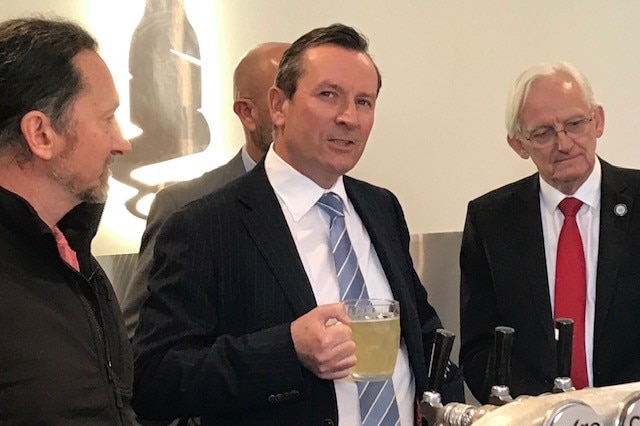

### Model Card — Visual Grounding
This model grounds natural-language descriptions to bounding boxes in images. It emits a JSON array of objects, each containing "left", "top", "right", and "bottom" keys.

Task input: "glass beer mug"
[{"left": 344, "top": 299, "right": 400, "bottom": 381}]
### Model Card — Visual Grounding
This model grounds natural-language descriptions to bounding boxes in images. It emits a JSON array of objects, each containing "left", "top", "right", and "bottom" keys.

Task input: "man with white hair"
[{"left": 460, "top": 62, "right": 640, "bottom": 403}]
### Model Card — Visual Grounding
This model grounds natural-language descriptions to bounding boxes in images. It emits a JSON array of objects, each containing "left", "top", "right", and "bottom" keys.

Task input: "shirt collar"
[
  {"left": 539, "top": 156, "right": 602, "bottom": 214},
  {"left": 264, "top": 146, "right": 348, "bottom": 222},
  {"left": 241, "top": 144, "right": 258, "bottom": 172}
]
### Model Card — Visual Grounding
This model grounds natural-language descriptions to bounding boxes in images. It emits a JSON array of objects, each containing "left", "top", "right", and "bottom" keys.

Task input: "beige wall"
[{"left": 3, "top": 1, "right": 640, "bottom": 254}]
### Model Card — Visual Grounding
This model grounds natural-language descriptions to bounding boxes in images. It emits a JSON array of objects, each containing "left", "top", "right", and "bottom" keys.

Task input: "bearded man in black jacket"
[{"left": 0, "top": 17, "right": 134, "bottom": 424}]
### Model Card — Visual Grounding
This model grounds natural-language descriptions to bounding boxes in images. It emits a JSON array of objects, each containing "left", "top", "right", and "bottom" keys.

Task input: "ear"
[
  {"left": 507, "top": 135, "right": 530, "bottom": 159},
  {"left": 233, "top": 98, "right": 257, "bottom": 132},
  {"left": 593, "top": 105, "right": 605, "bottom": 138},
  {"left": 19, "top": 111, "right": 58, "bottom": 161},
  {"left": 268, "top": 86, "right": 287, "bottom": 128}
]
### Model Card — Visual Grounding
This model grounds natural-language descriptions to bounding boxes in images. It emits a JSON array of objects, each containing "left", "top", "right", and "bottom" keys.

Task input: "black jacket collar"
[{"left": 0, "top": 184, "right": 104, "bottom": 256}]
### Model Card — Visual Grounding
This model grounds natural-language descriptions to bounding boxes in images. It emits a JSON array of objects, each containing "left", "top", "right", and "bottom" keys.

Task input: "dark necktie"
[
  {"left": 317, "top": 192, "right": 400, "bottom": 426},
  {"left": 555, "top": 197, "right": 588, "bottom": 389}
]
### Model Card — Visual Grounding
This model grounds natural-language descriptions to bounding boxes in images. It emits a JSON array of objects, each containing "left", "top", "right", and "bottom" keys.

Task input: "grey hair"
[{"left": 505, "top": 62, "right": 598, "bottom": 139}]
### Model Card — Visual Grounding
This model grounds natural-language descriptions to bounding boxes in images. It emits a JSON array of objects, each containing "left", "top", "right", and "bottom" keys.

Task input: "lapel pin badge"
[{"left": 614, "top": 203, "right": 628, "bottom": 217}]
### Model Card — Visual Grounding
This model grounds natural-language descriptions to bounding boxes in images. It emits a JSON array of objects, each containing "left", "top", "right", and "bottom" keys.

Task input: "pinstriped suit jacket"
[{"left": 132, "top": 161, "right": 463, "bottom": 425}]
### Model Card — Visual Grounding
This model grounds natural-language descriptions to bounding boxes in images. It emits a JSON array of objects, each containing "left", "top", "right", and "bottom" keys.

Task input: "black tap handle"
[
  {"left": 493, "top": 326, "right": 514, "bottom": 387},
  {"left": 427, "top": 329, "right": 455, "bottom": 392},
  {"left": 555, "top": 318, "right": 574, "bottom": 378}
]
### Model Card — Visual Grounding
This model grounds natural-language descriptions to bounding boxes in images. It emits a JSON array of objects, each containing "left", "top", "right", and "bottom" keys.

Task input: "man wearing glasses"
[{"left": 460, "top": 62, "right": 640, "bottom": 403}]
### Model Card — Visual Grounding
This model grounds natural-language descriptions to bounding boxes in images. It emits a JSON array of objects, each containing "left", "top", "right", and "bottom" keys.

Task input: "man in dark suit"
[
  {"left": 133, "top": 23, "right": 463, "bottom": 425},
  {"left": 460, "top": 62, "right": 640, "bottom": 403},
  {"left": 120, "top": 42, "right": 289, "bottom": 338}
]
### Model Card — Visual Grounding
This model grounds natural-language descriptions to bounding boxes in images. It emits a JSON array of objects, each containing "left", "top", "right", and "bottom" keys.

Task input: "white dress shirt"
[
  {"left": 264, "top": 147, "right": 415, "bottom": 425},
  {"left": 539, "top": 157, "right": 601, "bottom": 386}
]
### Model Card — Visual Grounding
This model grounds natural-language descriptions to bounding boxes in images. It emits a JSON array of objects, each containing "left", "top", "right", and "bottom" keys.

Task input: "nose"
[
  {"left": 116, "top": 138, "right": 132, "bottom": 154},
  {"left": 336, "top": 100, "right": 359, "bottom": 128},
  {"left": 555, "top": 130, "right": 574, "bottom": 152},
  {"left": 112, "top": 122, "right": 132, "bottom": 155}
]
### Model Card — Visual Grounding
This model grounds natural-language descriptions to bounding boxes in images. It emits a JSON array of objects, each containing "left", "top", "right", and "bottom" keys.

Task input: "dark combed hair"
[
  {"left": 0, "top": 17, "right": 97, "bottom": 163},
  {"left": 275, "top": 23, "right": 382, "bottom": 99}
]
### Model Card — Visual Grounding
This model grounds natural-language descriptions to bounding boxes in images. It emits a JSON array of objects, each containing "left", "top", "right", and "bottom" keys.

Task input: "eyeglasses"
[{"left": 524, "top": 116, "right": 594, "bottom": 146}]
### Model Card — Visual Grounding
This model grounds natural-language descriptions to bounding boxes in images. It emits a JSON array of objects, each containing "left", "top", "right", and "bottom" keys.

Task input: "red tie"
[
  {"left": 555, "top": 197, "right": 588, "bottom": 389},
  {"left": 52, "top": 226, "right": 80, "bottom": 272}
]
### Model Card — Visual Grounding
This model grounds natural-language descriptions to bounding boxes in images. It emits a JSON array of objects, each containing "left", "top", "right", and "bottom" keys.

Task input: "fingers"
[
  {"left": 317, "top": 366, "right": 354, "bottom": 381},
  {"left": 291, "top": 305, "right": 356, "bottom": 379},
  {"left": 315, "top": 340, "right": 357, "bottom": 380},
  {"left": 315, "top": 303, "right": 351, "bottom": 325}
]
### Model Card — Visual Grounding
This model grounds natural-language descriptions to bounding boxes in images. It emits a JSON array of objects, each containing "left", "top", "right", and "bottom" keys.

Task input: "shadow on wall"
[{"left": 110, "top": 0, "right": 210, "bottom": 220}]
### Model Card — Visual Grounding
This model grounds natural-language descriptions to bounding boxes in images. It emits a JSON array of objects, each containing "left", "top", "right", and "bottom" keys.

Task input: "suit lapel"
[
  {"left": 236, "top": 163, "right": 318, "bottom": 318},
  {"left": 594, "top": 160, "right": 632, "bottom": 344},
  {"left": 512, "top": 175, "right": 556, "bottom": 349},
  {"left": 344, "top": 179, "right": 406, "bottom": 299}
]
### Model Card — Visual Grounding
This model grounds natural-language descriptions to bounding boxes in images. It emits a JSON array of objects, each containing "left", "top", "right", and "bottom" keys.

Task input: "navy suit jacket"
[
  {"left": 460, "top": 159, "right": 640, "bottom": 403},
  {"left": 133, "top": 162, "right": 463, "bottom": 425}
]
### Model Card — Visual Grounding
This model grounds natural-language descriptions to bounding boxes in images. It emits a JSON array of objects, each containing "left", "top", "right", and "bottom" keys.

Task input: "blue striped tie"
[{"left": 317, "top": 192, "right": 401, "bottom": 426}]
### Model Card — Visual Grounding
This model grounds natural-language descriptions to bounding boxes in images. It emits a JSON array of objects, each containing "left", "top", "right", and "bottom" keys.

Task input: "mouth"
[
  {"left": 554, "top": 156, "right": 577, "bottom": 165},
  {"left": 328, "top": 138, "right": 354, "bottom": 147}
]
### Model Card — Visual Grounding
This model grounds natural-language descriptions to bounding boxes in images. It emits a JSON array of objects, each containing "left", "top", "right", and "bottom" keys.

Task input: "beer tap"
[
  {"left": 488, "top": 326, "right": 514, "bottom": 406},
  {"left": 552, "top": 318, "right": 576, "bottom": 393},
  {"left": 421, "top": 329, "right": 455, "bottom": 426}
]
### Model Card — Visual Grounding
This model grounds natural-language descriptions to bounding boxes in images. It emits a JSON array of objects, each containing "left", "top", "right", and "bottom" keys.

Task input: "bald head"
[
  {"left": 232, "top": 42, "right": 290, "bottom": 161},
  {"left": 234, "top": 42, "right": 289, "bottom": 100}
]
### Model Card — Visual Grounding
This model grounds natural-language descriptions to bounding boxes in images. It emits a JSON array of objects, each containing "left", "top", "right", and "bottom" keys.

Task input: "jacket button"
[{"left": 323, "top": 420, "right": 335, "bottom": 426}]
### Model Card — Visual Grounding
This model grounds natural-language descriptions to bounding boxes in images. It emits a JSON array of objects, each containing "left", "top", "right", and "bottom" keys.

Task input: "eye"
[
  {"left": 530, "top": 127, "right": 554, "bottom": 140},
  {"left": 564, "top": 118, "right": 584, "bottom": 132},
  {"left": 356, "top": 98, "right": 373, "bottom": 108},
  {"left": 320, "top": 91, "right": 335, "bottom": 98}
]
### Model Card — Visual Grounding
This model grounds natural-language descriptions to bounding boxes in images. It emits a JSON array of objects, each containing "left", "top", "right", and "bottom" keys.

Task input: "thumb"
[{"left": 316, "top": 303, "right": 351, "bottom": 325}]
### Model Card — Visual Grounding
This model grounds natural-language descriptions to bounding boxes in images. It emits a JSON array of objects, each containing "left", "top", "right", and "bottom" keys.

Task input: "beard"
[
  {"left": 250, "top": 122, "right": 274, "bottom": 154},
  {"left": 47, "top": 134, "right": 112, "bottom": 204},
  {"left": 76, "top": 166, "right": 111, "bottom": 204},
  {"left": 48, "top": 159, "right": 111, "bottom": 204}
]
